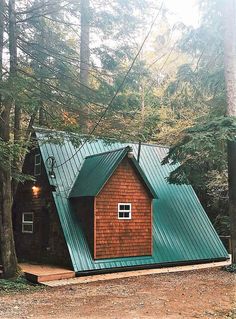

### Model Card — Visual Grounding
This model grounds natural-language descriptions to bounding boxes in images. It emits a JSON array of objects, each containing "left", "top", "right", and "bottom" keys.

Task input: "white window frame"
[
  {"left": 34, "top": 154, "right": 41, "bottom": 176},
  {"left": 22, "top": 212, "right": 34, "bottom": 234},
  {"left": 118, "top": 203, "right": 132, "bottom": 220}
]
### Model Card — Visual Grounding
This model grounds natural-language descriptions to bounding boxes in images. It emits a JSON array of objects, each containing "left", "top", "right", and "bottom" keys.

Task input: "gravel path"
[{"left": 0, "top": 268, "right": 235, "bottom": 319}]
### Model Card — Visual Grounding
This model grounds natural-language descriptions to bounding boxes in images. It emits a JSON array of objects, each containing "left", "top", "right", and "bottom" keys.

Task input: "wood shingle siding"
[
  {"left": 13, "top": 149, "right": 71, "bottom": 267},
  {"left": 95, "top": 158, "right": 152, "bottom": 259}
]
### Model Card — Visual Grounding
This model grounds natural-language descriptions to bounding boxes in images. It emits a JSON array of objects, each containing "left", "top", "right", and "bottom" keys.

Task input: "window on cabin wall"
[
  {"left": 118, "top": 203, "right": 131, "bottom": 219},
  {"left": 22, "top": 212, "right": 34, "bottom": 233},
  {"left": 34, "top": 154, "right": 41, "bottom": 176}
]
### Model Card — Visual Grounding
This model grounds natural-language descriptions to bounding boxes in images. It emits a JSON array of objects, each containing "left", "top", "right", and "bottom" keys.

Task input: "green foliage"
[
  {"left": 0, "top": 276, "right": 42, "bottom": 294},
  {"left": 224, "top": 264, "right": 236, "bottom": 273},
  {"left": 156, "top": 0, "right": 232, "bottom": 234},
  {"left": 213, "top": 214, "right": 230, "bottom": 235},
  {"left": 10, "top": 0, "right": 163, "bottom": 142},
  {"left": 2, "top": 0, "right": 231, "bottom": 236},
  {"left": 162, "top": 117, "right": 236, "bottom": 186},
  {"left": 0, "top": 139, "right": 35, "bottom": 182}
]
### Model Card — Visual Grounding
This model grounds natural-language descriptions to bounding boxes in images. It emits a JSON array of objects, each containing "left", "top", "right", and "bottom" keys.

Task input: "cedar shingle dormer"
[{"left": 69, "top": 146, "right": 157, "bottom": 260}]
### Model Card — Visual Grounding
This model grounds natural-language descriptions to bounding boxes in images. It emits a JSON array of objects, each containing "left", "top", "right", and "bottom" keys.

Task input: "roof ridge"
[
  {"left": 34, "top": 127, "right": 169, "bottom": 149},
  {"left": 33, "top": 126, "right": 89, "bottom": 139},
  {"left": 84, "top": 146, "right": 131, "bottom": 159}
]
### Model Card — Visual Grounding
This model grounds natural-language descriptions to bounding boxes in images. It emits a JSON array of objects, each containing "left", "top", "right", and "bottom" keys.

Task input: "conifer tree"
[{"left": 223, "top": 0, "right": 236, "bottom": 263}]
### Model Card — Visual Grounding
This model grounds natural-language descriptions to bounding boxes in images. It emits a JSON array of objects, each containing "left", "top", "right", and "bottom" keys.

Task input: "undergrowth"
[
  {"left": 0, "top": 276, "right": 43, "bottom": 294},
  {"left": 224, "top": 263, "right": 236, "bottom": 273}
]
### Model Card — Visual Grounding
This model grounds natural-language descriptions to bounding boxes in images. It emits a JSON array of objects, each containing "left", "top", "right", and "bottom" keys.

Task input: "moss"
[{"left": 0, "top": 276, "right": 43, "bottom": 294}]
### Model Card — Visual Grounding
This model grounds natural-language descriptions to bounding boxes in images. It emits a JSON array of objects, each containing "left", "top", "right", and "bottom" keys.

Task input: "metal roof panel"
[
  {"left": 36, "top": 128, "right": 229, "bottom": 272},
  {"left": 69, "top": 146, "right": 157, "bottom": 198}
]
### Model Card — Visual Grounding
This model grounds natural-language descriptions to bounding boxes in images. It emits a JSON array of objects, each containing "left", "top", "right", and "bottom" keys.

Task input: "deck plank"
[
  {"left": 43, "top": 258, "right": 232, "bottom": 287},
  {"left": 19, "top": 263, "right": 75, "bottom": 283}
]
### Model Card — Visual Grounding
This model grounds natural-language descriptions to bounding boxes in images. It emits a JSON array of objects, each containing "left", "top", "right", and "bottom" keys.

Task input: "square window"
[
  {"left": 22, "top": 224, "right": 33, "bottom": 233},
  {"left": 118, "top": 203, "right": 131, "bottom": 219},
  {"left": 22, "top": 212, "right": 34, "bottom": 234},
  {"left": 23, "top": 213, "right": 33, "bottom": 222}
]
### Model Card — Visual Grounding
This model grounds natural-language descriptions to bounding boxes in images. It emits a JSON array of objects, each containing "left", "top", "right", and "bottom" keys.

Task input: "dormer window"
[
  {"left": 118, "top": 203, "right": 131, "bottom": 219},
  {"left": 34, "top": 154, "right": 41, "bottom": 176}
]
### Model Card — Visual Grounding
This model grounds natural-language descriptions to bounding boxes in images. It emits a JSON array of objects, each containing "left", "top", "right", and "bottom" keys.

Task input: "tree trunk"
[
  {"left": 37, "top": 0, "right": 46, "bottom": 127},
  {"left": 0, "top": 0, "right": 3, "bottom": 93},
  {"left": 9, "top": 0, "right": 19, "bottom": 195},
  {"left": 227, "top": 141, "right": 236, "bottom": 262},
  {"left": 38, "top": 72, "right": 46, "bottom": 126},
  {"left": 38, "top": 104, "right": 45, "bottom": 125},
  {"left": 14, "top": 104, "right": 21, "bottom": 142},
  {"left": 0, "top": 101, "right": 18, "bottom": 277},
  {"left": 0, "top": 0, "right": 17, "bottom": 278},
  {"left": 9, "top": 0, "right": 18, "bottom": 136},
  {"left": 0, "top": 167, "right": 18, "bottom": 278},
  {"left": 0, "top": 0, "right": 4, "bottom": 267},
  {"left": 223, "top": 0, "right": 236, "bottom": 263},
  {"left": 79, "top": 0, "right": 90, "bottom": 132},
  {"left": 80, "top": 0, "right": 90, "bottom": 87}
]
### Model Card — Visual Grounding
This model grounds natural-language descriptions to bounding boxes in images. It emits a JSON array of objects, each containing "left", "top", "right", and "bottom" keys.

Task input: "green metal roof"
[
  {"left": 35, "top": 128, "right": 229, "bottom": 273},
  {"left": 69, "top": 146, "right": 157, "bottom": 198}
]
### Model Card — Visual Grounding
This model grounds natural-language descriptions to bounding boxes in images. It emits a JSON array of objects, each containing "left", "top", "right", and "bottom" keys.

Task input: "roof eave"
[
  {"left": 68, "top": 147, "right": 130, "bottom": 198},
  {"left": 130, "top": 157, "right": 158, "bottom": 199}
]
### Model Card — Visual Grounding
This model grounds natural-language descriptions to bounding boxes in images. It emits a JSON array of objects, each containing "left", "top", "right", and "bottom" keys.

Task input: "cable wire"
[{"left": 56, "top": 1, "right": 164, "bottom": 168}]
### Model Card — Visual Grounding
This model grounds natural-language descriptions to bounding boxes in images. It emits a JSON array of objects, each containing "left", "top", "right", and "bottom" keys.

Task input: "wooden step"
[
  {"left": 19, "top": 263, "right": 75, "bottom": 284},
  {"left": 25, "top": 270, "right": 75, "bottom": 283}
]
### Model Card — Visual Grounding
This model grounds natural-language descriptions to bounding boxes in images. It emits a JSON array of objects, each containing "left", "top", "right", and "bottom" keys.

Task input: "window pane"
[
  {"left": 119, "top": 212, "right": 124, "bottom": 218},
  {"left": 23, "top": 224, "right": 33, "bottom": 233},
  {"left": 34, "top": 164, "right": 41, "bottom": 176},
  {"left": 125, "top": 205, "right": 130, "bottom": 210},
  {"left": 118, "top": 212, "right": 130, "bottom": 219},
  {"left": 34, "top": 154, "right": 41, "bottom": 176},
  {"left": 120, "top": 205, "right": 125, "bottom": 210},
  {"left": 23, "top": 213, "right": 33, "bottom": 222},
  {"left": 35, "top": 154, "right": 41, "bottom": 165}
]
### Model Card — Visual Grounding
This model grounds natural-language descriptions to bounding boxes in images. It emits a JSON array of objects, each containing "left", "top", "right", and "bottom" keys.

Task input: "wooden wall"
[
  {"left": 12, "top": 147, "right": 71, "bottom": 267},
  {"left": 95, "top": 157, "right": 152, "bottom": 259}
]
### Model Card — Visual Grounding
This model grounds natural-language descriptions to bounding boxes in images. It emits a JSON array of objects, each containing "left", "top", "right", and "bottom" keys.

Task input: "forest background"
[{"left": 0, "top": 0, "right": 236, "bottom": 277}]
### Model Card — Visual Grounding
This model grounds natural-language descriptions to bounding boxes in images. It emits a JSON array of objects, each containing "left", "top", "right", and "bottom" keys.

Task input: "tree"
[
  {"left": 158, "top": 0, "right": 236, "bottom": 238},
  {"left": 80, "top": 0, "right": 90, "bottom": 87},
  {"left": 0, "top": 0, "right": 18, "bottom": 278},
  {"left": 0, "top": 0, "right": 166, "bottom": 278},
  {"left": 223, "top": 0, "right": 236, "bottom": 263},
  {"left": 78, "top": 0, "right": 90, "bottom": 132}
]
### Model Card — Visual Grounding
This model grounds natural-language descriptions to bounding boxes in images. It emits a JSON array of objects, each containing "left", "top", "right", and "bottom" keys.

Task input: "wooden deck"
[
  {"left": 0, "top": 257, "right": 231, "bottom": 284},
  {"left": 44, "top": 258, "right": 231, "bottom": 287},
  {"left": 19, "top": 263, "right": 75, "bottom": 283}
]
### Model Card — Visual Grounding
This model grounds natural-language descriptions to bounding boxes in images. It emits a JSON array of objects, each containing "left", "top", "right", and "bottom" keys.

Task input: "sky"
[{"left": 165, "top": 0, "right": 200, "bottom": 27}]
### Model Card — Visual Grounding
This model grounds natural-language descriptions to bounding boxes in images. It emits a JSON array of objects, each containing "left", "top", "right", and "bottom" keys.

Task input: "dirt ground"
[{"left": 0, "top": 268, "right": 235, "bottom": 319}]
